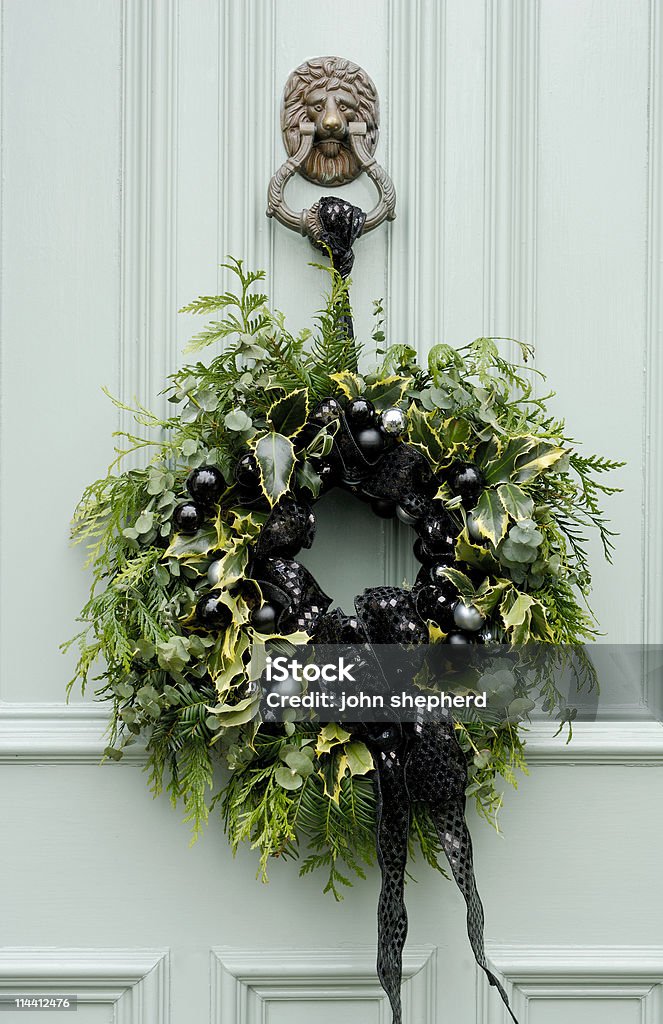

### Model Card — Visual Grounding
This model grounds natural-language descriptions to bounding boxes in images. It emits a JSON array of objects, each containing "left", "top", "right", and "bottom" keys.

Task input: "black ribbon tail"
[
  {"left": 374, "top": 755, "right": 411, "bottom": 1024},
  {"left": 431, "top": 798, "right": 520, "bottom": 1024}
]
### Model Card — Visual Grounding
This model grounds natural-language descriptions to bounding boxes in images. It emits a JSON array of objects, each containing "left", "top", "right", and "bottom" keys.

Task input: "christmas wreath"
[{"left": 65, "top": 255, "right": 620, "bottom": 1023}]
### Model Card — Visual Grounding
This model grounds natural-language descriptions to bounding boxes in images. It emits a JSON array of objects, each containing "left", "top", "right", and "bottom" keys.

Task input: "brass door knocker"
[{"left": 267, "top": 56, "right": 396, "bottom": 243}]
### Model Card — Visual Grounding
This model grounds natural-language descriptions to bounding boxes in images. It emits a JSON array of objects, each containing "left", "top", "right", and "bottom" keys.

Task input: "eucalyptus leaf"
[
  {"left": 345, "top": 741, "right": 373, "bottom": 776},
  {"left": 275, "top": 766, "right": 304, "bottom": 790}
]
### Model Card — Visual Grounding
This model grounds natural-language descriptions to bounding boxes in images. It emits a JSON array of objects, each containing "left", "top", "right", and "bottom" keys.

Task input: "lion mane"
[{"left": 281, "top": 56, "right": 379, "bottom": 186}]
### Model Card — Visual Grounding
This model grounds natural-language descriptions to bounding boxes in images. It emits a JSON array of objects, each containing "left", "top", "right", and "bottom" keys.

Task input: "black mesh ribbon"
[
  {"left": 355, "top": 589, "right": 520, "bottom": 1024},
  {"left": 314, "top": 197, "right": 366, "bottom": 358}
]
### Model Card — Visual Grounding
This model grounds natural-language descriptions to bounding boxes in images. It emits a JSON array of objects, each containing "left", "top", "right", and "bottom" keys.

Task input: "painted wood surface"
[{"left": 1, "top": 1, "right": 661, "bottom": 1019}]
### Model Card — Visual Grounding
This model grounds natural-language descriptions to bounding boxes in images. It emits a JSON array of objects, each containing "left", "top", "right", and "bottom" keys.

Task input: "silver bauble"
[
  {"left": 379, "top": 407, "right": 407, "bottom": 437},
  {"left": 396, "top": 505, "right": 418, "bottom": 525},
  {"left": 466, "top": 513, "right": 483, "bottom": 543},
  {"left": 207, "top": 559, "right": 224, "bottom": 586},
  {"left": 453, "top": 602, "right": 486, "bottom": 632},
  {"left": 270, "top": 675, "right": 302, "bottom": 698}
]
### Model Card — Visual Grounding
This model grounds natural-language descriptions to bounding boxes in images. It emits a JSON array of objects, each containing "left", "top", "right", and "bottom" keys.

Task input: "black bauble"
[
  {"left": 417, "top": 511, "right": 458, "bottom": 555},
  {"left": 311, "top": 397, "right": 342, "bottom": 426},
  {"left": 186, "top": 465, "right": 225, "bottom": 506},
  {"left": 429, "top": 557, "right": 458, "bottom": 585},
  {"left": 235, "top": 452, "right": 260, "bottom": 490},
  {"left": 173, "top": 501, "right": 203, "bottom": 534},
  {"left": 413, "top": 538, "right": 437, "bottom": 564},
  {"left": 355, "top": 426, "right": 386, "bottom": 461},
  {"left": 371, "top": 499, "right": 397, "bottom": 518},
  {"left": 251, "top": 603, "right": 279, "bottom": 634},
  {"left": 345, "top": 396, "right": 375, "bottom": 428},
  {"left": 448, "top": 462, "right": 484, "bottom": 506},
  {"left": 195, "top": 593, "right": 232, "bottom": 630},
  {"left": 415, "top": 585, "right": 458, "bottom": 630}
]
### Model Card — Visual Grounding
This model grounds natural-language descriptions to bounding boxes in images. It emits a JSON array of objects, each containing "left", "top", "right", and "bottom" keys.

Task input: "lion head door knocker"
[{"left": 267, "top": 56, "right": 396, "bottom": 249}]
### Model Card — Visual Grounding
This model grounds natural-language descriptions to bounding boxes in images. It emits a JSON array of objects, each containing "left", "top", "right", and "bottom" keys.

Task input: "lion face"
[{"left": 281, "top": 57, "right": 379, "bottom": 187}]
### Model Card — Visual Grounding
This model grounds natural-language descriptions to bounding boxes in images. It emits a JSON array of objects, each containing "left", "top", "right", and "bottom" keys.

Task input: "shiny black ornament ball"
[
  {"left": 413, "top": 538, "right": 436, "bottom": 564},
  {"left": 345, "top": 396, "right": 375, "bottom": 428},
  {"left": 416, "top": 585, "right": 458, "bottom": 630},
  {"left": 355, "top": 426, "right": 386, "bottom": 461},
  {"left": 173, "top": 501, "right": 203, "bottom": 534},
  {"left": 235, "top": 452, "right": 260, "bottom": 490},
  {"left": 448, "top": 462, "right": 484, "bottom": 506},
  {"left": 429, "top": 557, "right": 458, "bottom": 585},
  {"left": 251, "top": 603, "right": 279, "bottom": 634},
  {"left": 311, "top": 397, "right": 342, "bottom": 426},
  {"left": 417, "top": 512, "right": 457, "bottom": 555},
  {"left": 186, "top": 465, "right": 224, "bottom": 506},
  {"left": 195, "top": 593, "right": 232, "bottom": 630},
  {"left": 371, "top": 499, "right": 397, "bottom": 518}
]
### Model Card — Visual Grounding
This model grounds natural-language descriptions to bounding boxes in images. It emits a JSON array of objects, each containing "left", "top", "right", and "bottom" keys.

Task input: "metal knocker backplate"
[{"left": 267, "top": 56, "right": 396, "bottom": 242}]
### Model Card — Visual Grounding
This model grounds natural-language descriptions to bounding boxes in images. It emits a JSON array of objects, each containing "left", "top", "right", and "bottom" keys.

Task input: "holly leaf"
[
  {"left": 407, "top": 405, "right": 447, "bottom": 464},
  {"left": 438, "top": 567, "right": 476, "bottom": 601},
  {"left": 480, "top": 436, "right": 537, "bottom": 486},
  {"left": 164, "top": 524, "right": 217, "bottom": 559},
  {"left": 515, "top": 442, "right": 567, "bottom": 482},
  {"left": 473, "top": 489, "right": 508, "bottom": 545},
  {"left": 472, "top": 578, "right": 511, "bottom": 616},
  {"left": 497, "top": 482, "right": 534, "bottom": 521},
  {"left": 454, "top": 530, "right": 501, "bottom": 576},
  {"left": 501, "top": 591, "right": 535, "bottom": 630},
  {"left": 316, "top": 722, "right": 351, "bottom": 755},
  {"left": 329, "top": 371, "right": 363, "bottom": 399},
  {"left": 317, "top": 752, "right": 348, "bottom": 803},
  {"left": 363, "top": 374, "right": 411, "bottom": 411},
  {"left": 268, "top": 388, "right": 309, "bottom": 437},
  {"left": 253, "top": 432, "right": 295, "bottom": 505},
  {"left": 297, "top": 460, "right": 322, "bottom": 498}
]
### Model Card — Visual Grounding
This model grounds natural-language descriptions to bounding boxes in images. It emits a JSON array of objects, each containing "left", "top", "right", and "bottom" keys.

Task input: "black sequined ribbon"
[
  {"left": 352, "top": 590, "right": 520, "bottom": 1024},
  {"left": 315, "top": 196, "right": 366, "bottom": 279},
  {"left": 314, "top": 197, "right": 366, "bottom": 361}
]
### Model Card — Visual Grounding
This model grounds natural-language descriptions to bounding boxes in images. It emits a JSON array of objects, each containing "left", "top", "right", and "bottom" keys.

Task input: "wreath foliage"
[{"left": 64, "top": 259, "right": 621, "bottom": 896}]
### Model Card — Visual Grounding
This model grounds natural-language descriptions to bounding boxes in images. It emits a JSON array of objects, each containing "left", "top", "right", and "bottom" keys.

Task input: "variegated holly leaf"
[
  {"left": 329, "top": 370, "right": 363, "bottom": 399},
  {"left": 316, "top": 722, "right": 351, "bottom": 756},
  {"left": 515, "top": 442, "right": 567, "bottom": 482},
  {"left": 480, "top": 436, "right": 538, "bottom": 486},
  {"left": 363, "top": 374, "right": 411, "bottom": 410},
  {"left": 497, "top": 482, "right": 534, "bottom": 521},
  {"left": 473, "top": 489, "right": 508, "bottom": 545},
  {"left": 268, "top": 388, "right": 309, "bottom": 437},
  {"left": 253, "top": 432, "right": 295, "bottom": 505}
]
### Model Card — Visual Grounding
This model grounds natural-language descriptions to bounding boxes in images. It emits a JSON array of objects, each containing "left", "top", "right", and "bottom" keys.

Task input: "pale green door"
[{"left": 1, "top": 1, "right": 662, "bottom": 1022}]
